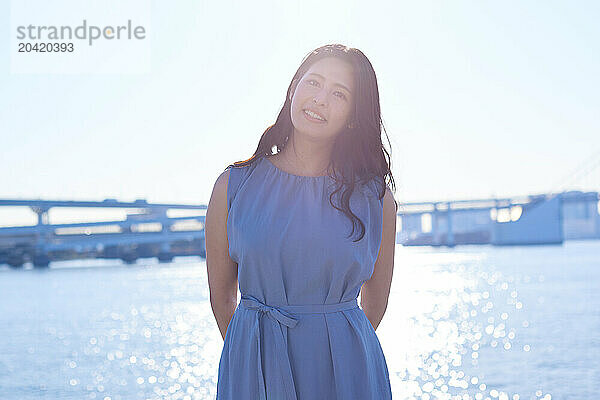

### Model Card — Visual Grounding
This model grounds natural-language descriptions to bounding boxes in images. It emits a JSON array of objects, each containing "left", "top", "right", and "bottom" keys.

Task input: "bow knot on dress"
[
  {"left": 238, "top": 294, "right": 360, "bottom": 400},
  {"left": 243, "top": 297, "right": 300, "bottom": 329}
]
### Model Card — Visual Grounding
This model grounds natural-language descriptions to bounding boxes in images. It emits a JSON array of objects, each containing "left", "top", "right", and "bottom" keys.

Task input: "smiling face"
[{"left": 289, "top": 57, "right": 355, "bottom": 140}]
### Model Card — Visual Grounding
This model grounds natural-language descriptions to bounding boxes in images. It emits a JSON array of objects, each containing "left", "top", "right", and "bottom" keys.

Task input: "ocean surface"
[{"left": 0, "top": 240, "right": 598, "bottom": 400}]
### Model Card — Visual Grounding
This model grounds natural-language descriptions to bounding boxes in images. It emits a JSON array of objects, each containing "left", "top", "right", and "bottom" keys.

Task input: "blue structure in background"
[
  {"left": 491, "top": 195, "right": 563, "bottom": 245},
  {"left": 397, "top": 191, "right": 598, "bottom": 247},
  {"left": 0, "top": 199, "right": 205, "bottom": 268},
  {"left": 561, "top": 191, "right": 600, "bottom": 240},
  {"left": 0, "top": 190, "right": 599, "bottom": 268}
]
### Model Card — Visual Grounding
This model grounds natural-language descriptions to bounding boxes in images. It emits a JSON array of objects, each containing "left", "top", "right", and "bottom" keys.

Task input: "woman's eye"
[
  {"left": 334, "top": 91, "right": 347, "bottom": 100},
  {"left": 308, "top": 79, "right": 319, "bottom": 86}
]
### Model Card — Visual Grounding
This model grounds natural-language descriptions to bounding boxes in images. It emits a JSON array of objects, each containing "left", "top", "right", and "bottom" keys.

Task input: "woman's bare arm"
[
  {"left": 360, "top": 186, "right": 397, "bottom": 331},
  {"left": 205, "top": 168, "right": 239, "bottom": 340}
]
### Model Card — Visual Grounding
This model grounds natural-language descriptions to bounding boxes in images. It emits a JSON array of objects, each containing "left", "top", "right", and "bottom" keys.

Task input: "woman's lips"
[{"left": 303, "top": 109, "right": 327, "bottom": 123}]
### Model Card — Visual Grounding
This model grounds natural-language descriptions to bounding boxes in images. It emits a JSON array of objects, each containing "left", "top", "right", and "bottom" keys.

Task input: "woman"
[{"left": 205, "top": 43, "right": 397, "bottom": 400}]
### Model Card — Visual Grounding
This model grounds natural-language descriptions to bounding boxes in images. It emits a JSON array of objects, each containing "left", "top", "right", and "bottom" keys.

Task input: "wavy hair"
[{"left": 226, "top": 43, "right": 396, "bottom": 242}]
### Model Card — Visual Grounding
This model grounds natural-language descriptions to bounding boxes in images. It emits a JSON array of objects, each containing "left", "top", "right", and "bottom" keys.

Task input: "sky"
[{"left": 1, "top": 0, "right": 599, "bottom": 226}]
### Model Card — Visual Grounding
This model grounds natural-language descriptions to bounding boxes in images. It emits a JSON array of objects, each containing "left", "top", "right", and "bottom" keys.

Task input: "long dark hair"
[{"left": 226, "top": 43, "right": 396, "bottom": 242}]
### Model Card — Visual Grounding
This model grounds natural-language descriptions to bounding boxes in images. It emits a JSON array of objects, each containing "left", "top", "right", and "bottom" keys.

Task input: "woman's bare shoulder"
[{"left": 209, "top": 168, "right": 231, "bottom": 213}]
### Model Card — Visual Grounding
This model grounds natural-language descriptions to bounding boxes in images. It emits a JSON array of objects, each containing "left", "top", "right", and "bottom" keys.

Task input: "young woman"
[{"left": 205, "top": 43, "right": 397, "bottom": 400}]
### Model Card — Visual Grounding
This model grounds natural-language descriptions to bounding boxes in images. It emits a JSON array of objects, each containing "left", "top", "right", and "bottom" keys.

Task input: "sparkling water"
[{"left": 0, "top": 240, "right": 598, "bottom": 399}]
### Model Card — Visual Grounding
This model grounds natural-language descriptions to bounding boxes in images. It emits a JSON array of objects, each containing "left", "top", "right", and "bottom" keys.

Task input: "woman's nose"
[{"left": 313, "top": 89, "right": 328, "bottom": 106}]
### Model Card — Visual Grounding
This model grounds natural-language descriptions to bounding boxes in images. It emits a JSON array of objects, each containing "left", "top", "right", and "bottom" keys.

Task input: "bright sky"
[{"left": 1, "top": 0, "right": 599, "bottom": 226}]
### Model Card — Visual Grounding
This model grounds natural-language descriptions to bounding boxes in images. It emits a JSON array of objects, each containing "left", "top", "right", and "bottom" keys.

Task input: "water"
[{"left": 0, "top": 241, "right": 598, "bottom": 400}]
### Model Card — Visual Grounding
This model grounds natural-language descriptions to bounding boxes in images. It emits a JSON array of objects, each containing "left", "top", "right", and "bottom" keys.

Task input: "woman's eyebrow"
[{"left": 307, "top": 73, "right": 351, "bottom": 93}]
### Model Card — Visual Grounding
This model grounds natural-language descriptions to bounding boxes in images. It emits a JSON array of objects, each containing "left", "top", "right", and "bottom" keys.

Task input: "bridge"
[
  {"left": 397, "top": 148, "right": 600, "bottom": 246},
  {"left": 397, "top": 190, "right": 598, "bottom": 246},
  {"left": 1, "top": 150, "right": 599, "bottom": 268},
  {"left": 0, "top": 198, "right": 206, "bottom": 268}
]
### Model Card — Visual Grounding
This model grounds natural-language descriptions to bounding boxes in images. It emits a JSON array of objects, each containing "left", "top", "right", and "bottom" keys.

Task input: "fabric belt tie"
[{"left": 240, "top": 294, "right": 359, "bottom": 400}]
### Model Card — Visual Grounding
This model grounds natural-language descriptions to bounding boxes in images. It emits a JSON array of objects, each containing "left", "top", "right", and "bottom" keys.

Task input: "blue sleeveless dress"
[{"left": 216, "top": 156, "right": 392, "bottom": 400}]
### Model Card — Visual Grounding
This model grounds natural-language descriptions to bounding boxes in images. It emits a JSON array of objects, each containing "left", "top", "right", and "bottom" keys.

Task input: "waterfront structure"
[
  {"left": 397, "top": 191, "right": 598, "bottom": 247},
  {"left": 0, "top": 190, "right": 598, "bottom": 268},
  {"left": 0, "top": 199, "right": 205, "bottom": 268}
]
